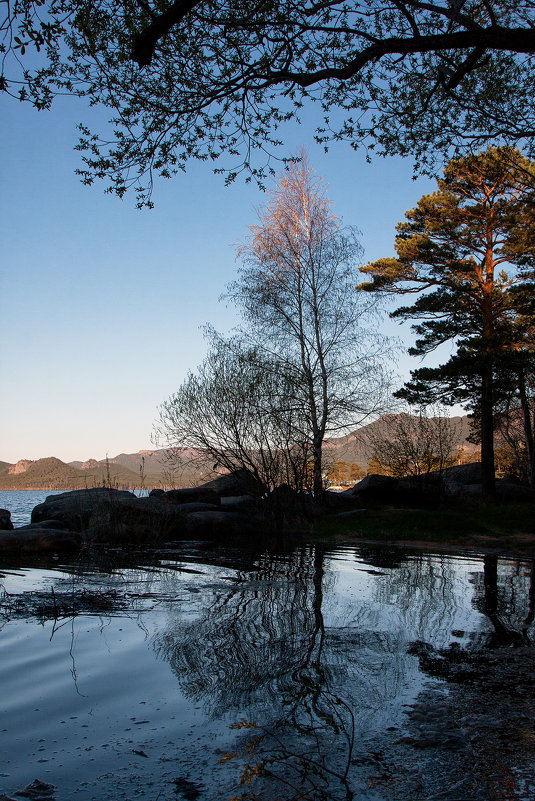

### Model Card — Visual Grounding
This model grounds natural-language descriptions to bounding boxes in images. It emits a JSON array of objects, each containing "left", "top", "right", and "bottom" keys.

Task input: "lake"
[{"left": 0, "top": 491, "right": 534, "bottom": 800}]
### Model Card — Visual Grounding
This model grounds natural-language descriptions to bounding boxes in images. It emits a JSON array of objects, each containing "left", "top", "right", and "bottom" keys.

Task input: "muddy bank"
[{"left": 376, "top": 644, "right": 535, "bottom": 801}]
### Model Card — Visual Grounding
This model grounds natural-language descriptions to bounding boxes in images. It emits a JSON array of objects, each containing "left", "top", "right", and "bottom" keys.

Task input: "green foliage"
[{"left": 2, "top": 3, "right": 535, "bottom": 203}]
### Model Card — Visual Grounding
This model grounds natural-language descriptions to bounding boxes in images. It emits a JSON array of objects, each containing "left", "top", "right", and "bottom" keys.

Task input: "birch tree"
[{"left": 229, "top": 154, "right": 390, "bottom": 496}]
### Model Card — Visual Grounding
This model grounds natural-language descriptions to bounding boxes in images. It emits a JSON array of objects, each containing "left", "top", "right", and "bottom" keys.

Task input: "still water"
[{"left": 0, "top": 492, "right": 533, "bottom": 800}]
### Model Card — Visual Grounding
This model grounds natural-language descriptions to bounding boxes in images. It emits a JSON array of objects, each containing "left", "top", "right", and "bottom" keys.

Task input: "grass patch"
[{"left": 312, "top": 502, "right": 535, "bottom": 544}]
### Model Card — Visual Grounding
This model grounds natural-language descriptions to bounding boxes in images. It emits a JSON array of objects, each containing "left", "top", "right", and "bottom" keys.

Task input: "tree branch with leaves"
[{"left": 3, "top": 1, "right": 535, "bottom": 204}]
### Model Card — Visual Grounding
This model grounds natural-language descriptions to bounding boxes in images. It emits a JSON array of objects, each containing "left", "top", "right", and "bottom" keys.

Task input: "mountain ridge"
[{"left": 0, "top": 414, "right": 475, "bottom": 491}]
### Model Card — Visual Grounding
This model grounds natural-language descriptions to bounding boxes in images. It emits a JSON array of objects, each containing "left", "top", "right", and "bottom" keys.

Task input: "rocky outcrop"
[
  {"left": 154, "top": 487, "right": 221, "bottom": 506},
  {"left": 0, "top": 509, "right": 14, "bottom": 530},
  {"left": 344, "top": 464, "right": 534, "bottom": 506},
  {"left": 85, "top": 494, "right": 187, "bottom": 543},
  {"left": 267, "top": 484, "right": 328, "bottom": 521},
  {"left": 344, "top": 473, "right": 443, "bottom": 508},
  {"left": 185, "top": 510, "right": 267, "bottom": 539},
  {"left": 7, "top": 459, "right": 34, "bottom": 475},
  {"left": 31, "top": 488, "right": 136, "bottom": 531},
  {"left": 343, "top": 474, "right": 399, "bottom": 503},
  {"left": 0, "top": 526, "right": 81, "bottom": 553},
  {"left": 195, "top": 468, "right": 262, "bottom": 498},
  {"left": 80, "top": 458, "right": 100, "bottom": 470},
  {"left": 22, "top": 483, "right": 266, "bottom": 548}
]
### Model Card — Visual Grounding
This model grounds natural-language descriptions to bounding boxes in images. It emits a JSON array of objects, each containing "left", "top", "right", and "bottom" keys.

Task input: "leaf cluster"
[{"left": 2, "top": 2, "right": 535, "bottom": 203}]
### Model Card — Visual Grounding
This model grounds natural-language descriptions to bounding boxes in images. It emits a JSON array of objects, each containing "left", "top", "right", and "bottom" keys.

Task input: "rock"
[
  {"left": 185, "top": 510, "right": 267, "bottom": 539},
  {"left": 174, "top": 502, "right": 221, "bottom": 514},
  {"left": 17, "top": 519, "right": 69, "bottom": 530},
  {"left": 0, "top": 528, "right": 81, "bottom": 554},
  {"left": 31, "top": 488, "right": 136, "bottom": 531},
  {"left": 438, "top": 462, "right": 483, "bottom": 485},
  {"left": 220, "top": 495, "right": 256, "bottom": 510},
  {"left": 86, "top": 495, "right": 187, "bottom": 542},
  {"left": 80, "top": 458, "right": 100, "bottom": 470},
  {"left": 322, "top": 490, "right": 363, "bottom": 511},
  {"left": 7, "top": 459, "right": 34, "bottom": 475},
  {"left": 14, "top": 779, "right": 56, "bottom": 799},
  {"left": 347, "top": 473, "right": 442, "bottom": 507},
  {"left": 83, "top": 522, "right": 157, "bottom": 544},
  {"left": 0, "top": 508, "right": 14, "bottom": 530},
  {"left": 495, "top": 479, "right": 534, "bottom": 501},
  {"left": 346, "top": 474, "right": 400, "bottom": 505},
  {"left": 158, "top": 487, "right": 221, "bottom": 505},
  {"left": 267, "top": 484, "right": 327, "bottom": 521},
  {"left": 196, "top": 469, "right": 262, "bottom": 498}
]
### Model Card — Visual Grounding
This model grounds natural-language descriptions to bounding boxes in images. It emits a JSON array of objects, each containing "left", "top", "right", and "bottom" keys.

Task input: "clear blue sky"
[{"left": 1, "top": 94, "right": 445, "bottom": 463}]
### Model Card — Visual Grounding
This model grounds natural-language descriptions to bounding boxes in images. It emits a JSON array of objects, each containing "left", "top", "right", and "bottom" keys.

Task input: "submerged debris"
[
  {"left": 173, "top": 776, "right": 203, "bottom": 800},
  {"left": 0, "top": 587, "right": 132, "bottom": 622},
  {"left": 14, "top": 780, "right": 56, "bottom": 800}
]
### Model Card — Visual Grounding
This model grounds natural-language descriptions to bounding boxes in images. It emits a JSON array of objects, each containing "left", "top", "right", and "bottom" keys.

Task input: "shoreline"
[{"left": 311, "top": 503, "right": 535, "bottom": 558}]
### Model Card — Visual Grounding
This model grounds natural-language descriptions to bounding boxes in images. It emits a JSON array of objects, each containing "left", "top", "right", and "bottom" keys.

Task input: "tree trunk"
[
  {"left": 312, "top": 436, "right": 324, "bottom": 497},
  {"left": 480, "top": 364, "right": 496, "bottom": 502},
  {"left": 517, "top": 368, "right": 534, "bottom": 488}
]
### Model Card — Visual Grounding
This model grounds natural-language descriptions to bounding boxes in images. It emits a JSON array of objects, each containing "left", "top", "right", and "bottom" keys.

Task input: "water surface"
[{"left": 1, "top": 541, "right": 533, "bottom": 800}]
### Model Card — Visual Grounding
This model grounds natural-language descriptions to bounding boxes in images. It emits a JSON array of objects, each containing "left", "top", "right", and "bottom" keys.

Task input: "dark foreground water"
[{"left": 0, "top": 492, "right": 534, "bottom": 801}]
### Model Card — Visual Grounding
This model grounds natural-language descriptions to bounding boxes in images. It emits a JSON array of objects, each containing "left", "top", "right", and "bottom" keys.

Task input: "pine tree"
[{"left": 360, "top": 148, "right": 535, "bottom": 500}]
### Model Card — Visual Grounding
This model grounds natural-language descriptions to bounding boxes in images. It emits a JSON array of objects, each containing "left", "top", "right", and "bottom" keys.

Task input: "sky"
[{"left": 0, "top": 92, "right": 447, "bottom": 464}]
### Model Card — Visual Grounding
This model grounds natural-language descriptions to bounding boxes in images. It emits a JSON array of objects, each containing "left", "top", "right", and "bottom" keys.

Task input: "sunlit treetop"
[{"left": 2, "top": 1, "right": 535, "bottom": 206}]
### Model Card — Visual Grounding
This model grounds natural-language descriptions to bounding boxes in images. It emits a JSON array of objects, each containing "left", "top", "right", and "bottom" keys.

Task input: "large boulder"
[
  {"left": 347, "top": 474, "right": 441, "bottom": 508},
  {"left": 0, "top": 527, "right": 81, "bottom": 553},
  {"left": 31, "top": 488, "right": 136, "bottom": 531},
  {"left": 266, "top": 484, "right": 328, "bottom": 521},
  {"left": 346, "top": 474, "right": 400, "bottom": 505},
  {"left": 495, "top": 479, "right": 534, "bottom": 502},
  {"left": 185, "top": 510, "right": 267, "bottom": 539},
  {"left": 220, "top": 495, "right": 257, "bottom": 511},
  {"left": 433, "top": 463, "right": 533, "bottom": 499},
  {"left": 196, "top": 469, "right": 262, "bottom": 498},
  {"left": 0, "top": 509, "right": 14, "bottom": 531},
  {"left": 153, "top": 487, "right": 221, "bottom": 506},
  {"left": 438, "top": 462, "right": 483, "bottom": 484},
  {"left": 85, "top": 494, "right": 187, "bottom": 543}
]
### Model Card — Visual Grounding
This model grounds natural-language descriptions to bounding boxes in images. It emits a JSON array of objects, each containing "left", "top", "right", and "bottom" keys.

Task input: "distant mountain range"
[
  {"left": 0, "top": 449, "right": 210, "bottom": 491},
  {"left": 0, "top": 414, "right": 475, "bottom": 491}
]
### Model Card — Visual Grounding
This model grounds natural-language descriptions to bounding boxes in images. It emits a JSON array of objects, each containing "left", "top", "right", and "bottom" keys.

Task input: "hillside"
[
  {"left": 0, "top": 452, "right": 215, "bottom": 491},
  {"left": 69, "top": 448, "right": 172, "bottom": 475},
  {"left": 0, "top": 457, "right": 157, "bottom": 491},
  {"left": 1, "top": 414, "right": 476, "bottom": 490},
  {"left": 323, "top": 414, "right": 474, "bottom": 467}
]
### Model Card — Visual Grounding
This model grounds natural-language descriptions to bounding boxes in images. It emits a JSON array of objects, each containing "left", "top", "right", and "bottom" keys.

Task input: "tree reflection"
[
  {"left": 154, "top": 547, "right": 360, "bottom": 799},
  {"left": 472, "top": 555, "right": 535, "bottom": 646},
  {"left": 152, "top": 545, "right": 535, "bottom": 800}
]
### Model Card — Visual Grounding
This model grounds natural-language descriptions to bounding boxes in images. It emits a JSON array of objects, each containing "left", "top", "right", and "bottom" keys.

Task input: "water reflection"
[
  {"left": 1, "top": 544, "right": 534, "bottom": 801},
  {"left": 154, "top": 547, "right": 358, "bottom": 799},
  {"left": 471, "top": 556, "right": 535, "bottom": 647}
]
